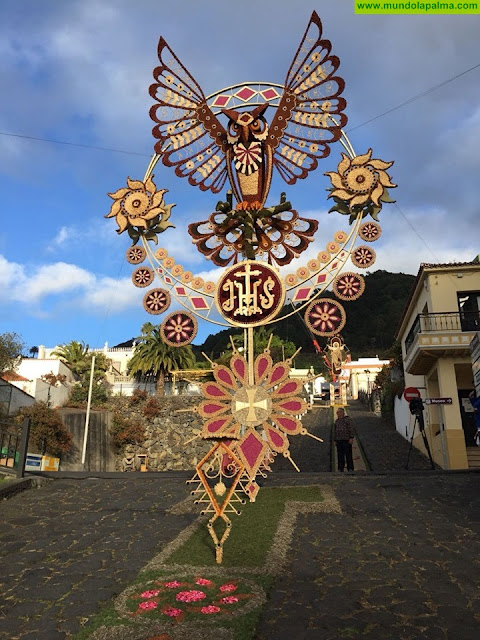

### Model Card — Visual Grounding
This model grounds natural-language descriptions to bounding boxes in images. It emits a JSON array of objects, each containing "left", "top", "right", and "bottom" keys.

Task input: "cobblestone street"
[{"left": 1, "top": 402, "right": 479, "bottom": 639}]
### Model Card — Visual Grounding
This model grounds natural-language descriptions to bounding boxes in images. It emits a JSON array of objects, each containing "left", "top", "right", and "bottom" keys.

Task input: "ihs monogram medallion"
[{"left": 215, "top": 261, "right": 285, "bottom": 327}]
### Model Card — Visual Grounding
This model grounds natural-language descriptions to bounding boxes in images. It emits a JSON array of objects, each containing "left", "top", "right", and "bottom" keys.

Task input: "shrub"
[
  {"left": 142, "top": 397, "right": 162, "bottom": 419},
  {"left": 110, "top": 410, "right": 146, "bottom": 450},
  {"left": 129, "top": 388, "right": 149, "bottom": 406},
  {"left": 68, "top": 382, "right": 110, "bottom": 407},
  {"left": 16, "top": 402, "right": 73, "bottom": 457}
]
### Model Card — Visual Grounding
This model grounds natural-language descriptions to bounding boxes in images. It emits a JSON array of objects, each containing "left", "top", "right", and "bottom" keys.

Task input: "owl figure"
[
  {"left": 149, "top": 11, "right": 347, "bottom": 211},
  {"left": 221, "top": 103, "right": 270, "bottom": 210}
]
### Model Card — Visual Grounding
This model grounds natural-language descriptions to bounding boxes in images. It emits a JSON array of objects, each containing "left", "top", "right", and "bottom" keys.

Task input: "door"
[{"left": 458, "top": 389, "right": 477, "bottom": 447}]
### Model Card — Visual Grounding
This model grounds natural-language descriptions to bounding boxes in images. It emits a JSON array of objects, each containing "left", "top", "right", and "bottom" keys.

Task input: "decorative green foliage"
[
  {"left": 110, "top": 410, "right": 146, "bottom": 450},
  {"left": 328, "top": 188, "right": 396, "bottom": 224}
]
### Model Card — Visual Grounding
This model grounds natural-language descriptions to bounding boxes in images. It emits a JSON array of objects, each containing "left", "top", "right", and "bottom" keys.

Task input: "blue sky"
[{"left": 1, "top": 0, "right": 479, "bottom": 352}]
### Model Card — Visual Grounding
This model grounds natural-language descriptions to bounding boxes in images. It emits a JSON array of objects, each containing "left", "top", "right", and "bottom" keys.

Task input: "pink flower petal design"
[
  {"left": 176, "top": 590, "right": 206, "bottom": 603},
  {"left": 138, "top": 600, "right": 158, "bottom": 610},
  {"left": 201, "top": 605, "right": 221, "bottom": 614},
  {"left": 140, "top": 589, "right": 161, "bottom": 598}
]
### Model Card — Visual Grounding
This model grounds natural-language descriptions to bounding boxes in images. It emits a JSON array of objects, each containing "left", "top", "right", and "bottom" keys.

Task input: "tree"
[
  {"left": 16, "top": 402, "right": 73, "bottom": 457},
  {"left": 127, "top": 325, "right": 195, "bottom": 395},
  {"left": 51, "top": 341, "right": 89, "bottom": 377},
  {"left": 29, "top": 346, "right": 39, "bottom": 358},
  {"left": 52, "top": 341, "right": 111, "bottom": 406},
  {"left": 0, "top": 332, "right": 24, "bottom": 373},
  {"left": 217, "top": 327, "right": 296, "bottom": 365}
]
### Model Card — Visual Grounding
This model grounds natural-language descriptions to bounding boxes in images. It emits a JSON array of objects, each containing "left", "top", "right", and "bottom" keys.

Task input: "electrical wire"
[
  {"left": 0, "top": 61, "right": 479, "bottom": 154},
  {"left": 346, "top": 61, "right": 480, "bottom": 133},
  {"left": 0, "top": 131, "right": 150, "bottom": 157}
]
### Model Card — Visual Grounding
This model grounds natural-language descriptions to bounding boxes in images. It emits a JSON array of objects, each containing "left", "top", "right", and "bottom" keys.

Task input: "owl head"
[{"left": 222, "top": 103, "right": 269, "bottom": 145}]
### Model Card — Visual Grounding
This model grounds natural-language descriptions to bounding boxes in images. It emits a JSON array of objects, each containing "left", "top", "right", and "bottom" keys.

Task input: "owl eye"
[
  {"left": 251, "top": 119, "right": 266, "bottom": 133},
  {"left": 228, "top": 121, "right": 240, "bottom": 137}
]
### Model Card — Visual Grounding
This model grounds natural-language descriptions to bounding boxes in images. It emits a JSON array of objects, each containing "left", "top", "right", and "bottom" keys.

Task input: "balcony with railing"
[{"left": 404, "top": 311, "right": 480, "bottom": 374}]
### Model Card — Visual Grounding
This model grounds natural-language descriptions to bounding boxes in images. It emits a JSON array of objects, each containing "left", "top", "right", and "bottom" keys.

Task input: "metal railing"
[
  {"left": 405, "top": 311, "right": 480, "bottom": 354},
  {"left": 0, "top": 418, "right": 30, "bottom": 478}
]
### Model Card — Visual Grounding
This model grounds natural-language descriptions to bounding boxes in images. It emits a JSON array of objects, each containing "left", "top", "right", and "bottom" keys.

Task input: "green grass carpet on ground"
[{"left": 168, "top": 485, "right": 324, "bottom": 567}]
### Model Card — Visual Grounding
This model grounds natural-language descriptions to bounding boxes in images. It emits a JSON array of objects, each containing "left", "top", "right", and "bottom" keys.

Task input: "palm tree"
[
  {"left": 127, "top": 326, "right": 195, "bottom": 395},
  {"left": 29, "top": 346, "right": 39, "bottom": 359},
  {"left": 51, "top": 341, "right": 89, "bottom": 377}
]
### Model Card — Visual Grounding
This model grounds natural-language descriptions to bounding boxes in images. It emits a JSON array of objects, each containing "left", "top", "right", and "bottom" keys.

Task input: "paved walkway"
[
  {"left": 0, "top": 478, "right": 196, "bottom": 640},
  {"left": 274, "top": 400, "right": 433, "bottom": 473},
  {"left": 1, "top": 403, "right": 478, "bottom": 639},
  {"left": 257, "top": 473, "right": 480, "bottom": 640}
]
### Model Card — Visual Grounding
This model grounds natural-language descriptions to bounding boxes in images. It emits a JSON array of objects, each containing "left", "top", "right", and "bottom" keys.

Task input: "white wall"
[{"left": 394, "top": 395, "right": 413, "bottom": 441}]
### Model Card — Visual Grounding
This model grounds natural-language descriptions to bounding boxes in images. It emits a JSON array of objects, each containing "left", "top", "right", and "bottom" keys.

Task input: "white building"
[
  {"left": 13, "top": 357, "right": 76, "bottom": 407},
  {"left": 341, "top": 357, "right": 390, "bottom": 399}
]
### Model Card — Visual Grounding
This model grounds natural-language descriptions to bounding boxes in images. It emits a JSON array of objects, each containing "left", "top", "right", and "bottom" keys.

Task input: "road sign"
[
  {"left": 425, "top": 397, "right": 452, "bottom": 405},
  {"left": 403, "top": 386, "right": 421, "bottom": 402}
]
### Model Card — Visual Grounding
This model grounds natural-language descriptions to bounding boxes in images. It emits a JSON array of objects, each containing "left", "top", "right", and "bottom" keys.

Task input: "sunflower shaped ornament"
[
  {"left": 105, "top": 176, "right": 174, "bottom": 244},
  {"left": 325, "top": 149, "right": 396, "bottom": 224}
]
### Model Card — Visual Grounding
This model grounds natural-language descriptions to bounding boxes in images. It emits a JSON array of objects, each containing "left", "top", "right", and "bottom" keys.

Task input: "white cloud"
[
  {"left": 0, "top": 253, "right": 141, "bottom": 313},
  {"left": 46, "top": 226, "right": 73, "bottom": 252}
]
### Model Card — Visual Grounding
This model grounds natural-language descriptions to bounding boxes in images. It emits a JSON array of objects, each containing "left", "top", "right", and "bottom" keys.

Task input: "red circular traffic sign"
[{"left": 403, "top": 386, "right": 421, "bottom": 402}]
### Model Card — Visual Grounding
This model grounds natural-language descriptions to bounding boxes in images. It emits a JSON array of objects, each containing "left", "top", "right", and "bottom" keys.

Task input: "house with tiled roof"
[{"left": 396, "top": 257, "right": 480, "bottom": 469}]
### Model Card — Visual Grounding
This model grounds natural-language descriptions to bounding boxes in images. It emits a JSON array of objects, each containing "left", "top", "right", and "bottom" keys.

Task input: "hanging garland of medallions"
[{"left": 105, "top": 10, "right": 397, "bottom": 564}]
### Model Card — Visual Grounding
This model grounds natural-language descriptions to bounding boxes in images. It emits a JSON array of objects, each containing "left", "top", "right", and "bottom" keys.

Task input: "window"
[{"left": 457, "top": 291, "right": 480, "bottom": 331}]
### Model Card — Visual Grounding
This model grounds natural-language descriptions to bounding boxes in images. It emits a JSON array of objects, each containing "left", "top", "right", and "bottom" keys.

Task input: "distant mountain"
[{"left": 196, "top": 270, "right": 415, "bottom": 361}]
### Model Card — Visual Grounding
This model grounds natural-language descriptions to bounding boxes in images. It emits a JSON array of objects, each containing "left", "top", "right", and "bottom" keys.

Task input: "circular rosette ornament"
[
  {"left": 126, "top": 245, "right": 146, "bottom": 264},
  {"left": 325, "top": 149, "right": 396, "bottom": 223},
  {"left": 161, "top": 311, "right": 197, "bottom": 346},
  {"left": 105, "top": 175, "right": 175, "bottom": 245},
  {"left": 359, "top": 221, "right": 381, "bottom": 242},
  {"left": 132, "top": 266, "right": 154, "bottom": 288},
  {"left": 305, "top": 298, "right": 346, "bottom": 336},
  {"left": 352, "top": 246, "right": 376, "bottom": 269},
  {"left": 143, "top": 288, "right": 171, "bottom": 315},
  {"left": 333, "top": 272, "right": 365, "bottom": 301}
]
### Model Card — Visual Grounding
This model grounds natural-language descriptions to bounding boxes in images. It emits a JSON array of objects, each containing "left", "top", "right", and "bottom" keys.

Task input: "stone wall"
[
  {"left": 58, "top": 396, "right": 211, "bottom": 472},
  {"left": 110, "top": 395, "right": 209, "bottom": 472}
]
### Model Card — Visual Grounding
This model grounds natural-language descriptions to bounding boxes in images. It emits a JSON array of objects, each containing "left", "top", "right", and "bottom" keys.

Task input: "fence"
[{"left": 0, "top": 418, "right": 30, "bottom": 478}]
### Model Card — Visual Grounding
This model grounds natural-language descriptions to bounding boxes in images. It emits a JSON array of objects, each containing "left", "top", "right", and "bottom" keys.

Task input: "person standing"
[
  {"left": 334, "top": 407, "right": 356, "bottom": 472},
  {"left": 469, "top": 390, "right": 480, "bottom": 446}
]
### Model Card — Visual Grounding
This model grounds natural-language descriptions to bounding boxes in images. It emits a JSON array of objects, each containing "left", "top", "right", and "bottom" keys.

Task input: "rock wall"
[{"left": 111, "top": 396, "right": 209, "bottom": 472}]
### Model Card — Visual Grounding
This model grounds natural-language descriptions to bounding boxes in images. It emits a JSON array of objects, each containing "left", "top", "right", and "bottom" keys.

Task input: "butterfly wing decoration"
[
  {"left": 149, "top": 38, "right": 229, "bottom": 193},
  {"left": 267, "top": 11, "right": 347, "bottom": 185}
]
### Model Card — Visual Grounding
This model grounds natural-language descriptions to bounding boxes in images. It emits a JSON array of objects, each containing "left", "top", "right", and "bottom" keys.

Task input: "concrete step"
[{"left": 466, "top": 447, "right": 480, "bottom": 468}]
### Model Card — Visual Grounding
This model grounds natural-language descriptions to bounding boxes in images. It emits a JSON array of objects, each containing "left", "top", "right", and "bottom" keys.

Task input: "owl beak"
[{"left": 240, "top": 125, "right": 250, "bottom": 145}]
